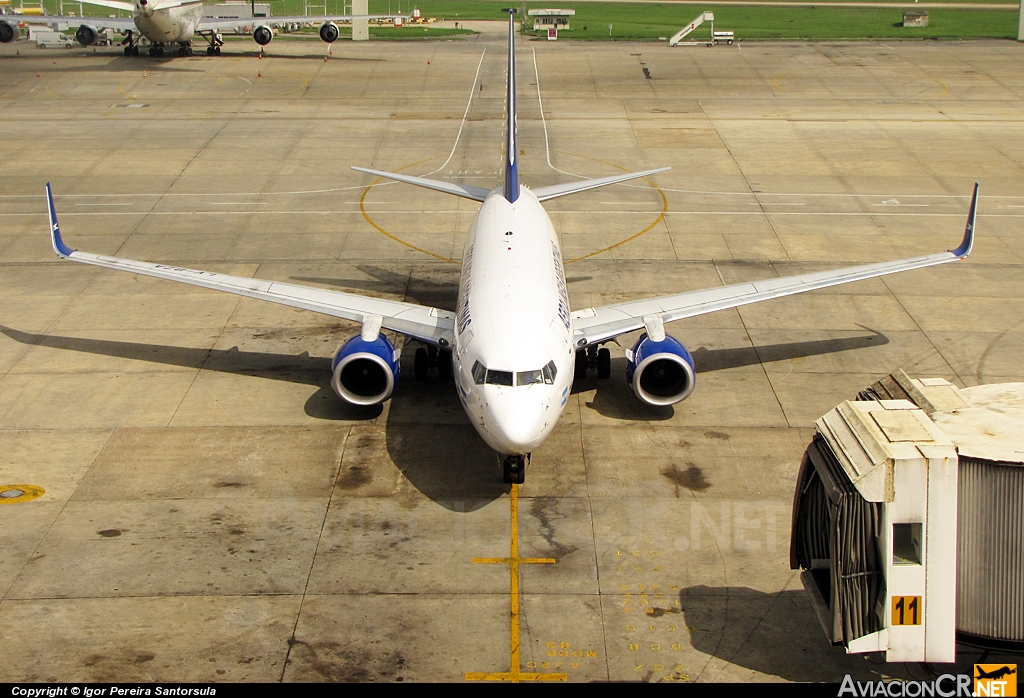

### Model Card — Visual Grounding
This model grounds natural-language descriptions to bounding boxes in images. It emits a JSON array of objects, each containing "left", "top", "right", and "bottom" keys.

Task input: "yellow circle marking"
[
  {"left": 0, "top": 484, "right": 46, "bottom": 504},
  {"left": 358, "top": 157, "right": 458, "bottom": 263},
  {"left": 554, "top": 151, "right": 669, "bottom": 264},
  {"left": 356, "top": 153, "right": 667, "bottom": 264}
]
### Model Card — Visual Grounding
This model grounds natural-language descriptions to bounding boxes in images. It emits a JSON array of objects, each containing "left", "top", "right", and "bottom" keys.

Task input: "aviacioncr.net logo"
[{"left": 839, "top": 674, "right": 973, "bottom": 697}]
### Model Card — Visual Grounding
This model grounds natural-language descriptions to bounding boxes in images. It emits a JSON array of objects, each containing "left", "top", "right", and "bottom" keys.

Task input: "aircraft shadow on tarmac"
[
  {"left": 0, "top": 322, "right": 887, "bottom": 506},
  {"left": 24, "top": 59, "right": 205, "bottom": 74},
  {"left": 579, "top": 326, "right": 889, "bottom": 422}
]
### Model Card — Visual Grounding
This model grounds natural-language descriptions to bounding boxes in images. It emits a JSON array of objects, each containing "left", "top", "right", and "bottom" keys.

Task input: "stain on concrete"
[
  {"left": 287, "top": 638, "right": 407, "bottom": 682},
  {"left": 704, "top": 431, "right": 730, "bottom": 440},
  {"left": 97, "top": 529, "right": 122, "bottom": 537},
  {"left": 213, "top": 481, "right": 246, "bottom": 488},
  {"left": 336, "top": 466, "right": 372, "bottom": 490},
  {"left": 529, "top": 498, "right": 579, "bottom": 559},
  {"left": 662, "top": 464, "right": 711, "bottom": 491}
]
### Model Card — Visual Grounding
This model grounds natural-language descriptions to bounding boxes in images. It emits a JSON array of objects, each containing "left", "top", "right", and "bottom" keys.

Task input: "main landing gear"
[
  {"left": 413, "top": 345, "right": 451, "bottom": 381},
  {"left": 574, "top": 345, "right": 611, "bottom": 381},
  {"left": 198, "top": 31, "right": 223, "bottom": 56},
  {"left": 145, "top": 42, "right": 190, "bottom": 57},
  {"left": 501, "top": 453, "right": 528, "bottom": 484},
  {"left": 121, "top": 31, "right": 140, "bottom": 56}
]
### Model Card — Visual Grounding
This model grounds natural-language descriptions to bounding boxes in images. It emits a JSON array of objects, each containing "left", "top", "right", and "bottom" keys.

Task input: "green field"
[{"left": 31, "top": 0, "right": 1023, "bottom": 41}]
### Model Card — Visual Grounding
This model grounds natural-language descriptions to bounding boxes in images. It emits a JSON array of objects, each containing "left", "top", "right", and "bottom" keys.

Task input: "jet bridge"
[
  {"left": 791, "top": 398, "right": 958, "bottom": 662},
  {"left": 792, "top": 371, "right": 1024, "bottom": 661}
]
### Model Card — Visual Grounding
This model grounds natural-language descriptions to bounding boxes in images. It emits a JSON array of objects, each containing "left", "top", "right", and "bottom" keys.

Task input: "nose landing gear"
[{"left": 501, "top": 453, "right": 528, "bottom": 484}]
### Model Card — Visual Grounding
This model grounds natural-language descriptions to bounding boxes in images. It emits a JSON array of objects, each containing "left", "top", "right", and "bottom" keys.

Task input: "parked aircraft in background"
[
  {"left": 0, "top": 0, "right": 398, "bottom": 56},
  {"left": 42, "top": 10, "right": 977, "bottom": 483}
]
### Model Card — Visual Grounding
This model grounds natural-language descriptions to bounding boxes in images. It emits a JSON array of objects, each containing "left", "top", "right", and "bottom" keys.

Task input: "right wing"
[
  {"left": 198, "top": 14, "right": 403, "bottom": 33},
  {"left": 571, "top": 184, "right": 978, "bottom": 348},
  {"left": 45, "top": 184, "right": 454, "bottom": 346}
]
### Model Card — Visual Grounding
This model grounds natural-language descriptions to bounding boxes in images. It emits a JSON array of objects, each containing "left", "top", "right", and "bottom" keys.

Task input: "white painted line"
[{"left": 422, "top": 47, "right": 486, "bottom": 177}]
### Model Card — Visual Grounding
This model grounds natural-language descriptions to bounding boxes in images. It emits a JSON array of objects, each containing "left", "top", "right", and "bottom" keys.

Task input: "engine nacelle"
[
  {"left": 626, "top": 334, "right": 696, "bottom": 406},
  {"left": 319, "top": 21, "right": 339, "bottom": 43},
  {"left": 75, "top": 25, "right": 100, "bottom": 46},
  {"left": 252, "top": 25, "right": 273, "bottom": 46},
  {"left": 0, "top": 20, "right": 20, "bottom": 44},
  {"left": 331, "top": 334, "right": 400, "bottom": 406}
]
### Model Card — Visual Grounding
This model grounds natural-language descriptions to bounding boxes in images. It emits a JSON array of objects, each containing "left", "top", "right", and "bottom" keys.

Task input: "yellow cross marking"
[{"left": 465, "top": 483, "right": 566, "bottom": 683}]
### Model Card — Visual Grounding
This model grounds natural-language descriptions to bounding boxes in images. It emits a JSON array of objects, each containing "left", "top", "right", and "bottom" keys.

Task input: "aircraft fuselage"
[
  {"left": 133, "top": 0, "right": 203, "bottom": 43},
  {"left": 452, "top": 186, "right": 574, "bottom": 456}
]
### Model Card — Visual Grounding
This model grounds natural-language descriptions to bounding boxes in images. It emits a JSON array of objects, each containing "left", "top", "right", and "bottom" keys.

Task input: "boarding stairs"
[{"left": 669, "top": 12, "right": 713, "bottom": 46}]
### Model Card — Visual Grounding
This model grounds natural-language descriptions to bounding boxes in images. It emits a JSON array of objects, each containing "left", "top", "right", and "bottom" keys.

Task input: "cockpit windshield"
[{"left": 473, "top": 360, "right": 557, "bottom": 387}]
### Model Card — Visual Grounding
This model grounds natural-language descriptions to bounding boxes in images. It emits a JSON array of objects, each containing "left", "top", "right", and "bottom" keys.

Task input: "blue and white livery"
[{"left": 43, "top": 10, "right": 978, "bottom": 483}]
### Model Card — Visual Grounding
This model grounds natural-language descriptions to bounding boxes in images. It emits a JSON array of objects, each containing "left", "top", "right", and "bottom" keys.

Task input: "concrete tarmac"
[{"left": 0, "top": 32, "right": 1022, "bottom": 682}]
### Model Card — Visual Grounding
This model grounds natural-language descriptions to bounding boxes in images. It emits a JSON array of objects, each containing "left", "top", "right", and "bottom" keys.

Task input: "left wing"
[
  {"left": 571, "top": 183, "right": 979, "bottom": 348},
  {"left": 44, "top": 184, "right": 454, "bottom": 346}
]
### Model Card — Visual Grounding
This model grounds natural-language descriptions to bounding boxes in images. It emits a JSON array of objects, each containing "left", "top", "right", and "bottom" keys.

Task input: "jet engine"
[
  {"left": 319, "top": 21, "right": 339, "bottom": 43},
  {"left": 331, "top": 334, "right": 400, "bottom": 406},
  {"left": 626, "top": 333, "right": 696, "bottom": 406},
  {"left": 252, "top": 25, "right": 273, "bottom": 46},
  {"left": 75, "top": 25, "right": 101, "bottom": 46},
  {"left": 0, "top": 20, "right": 20, "bottom": 43}
]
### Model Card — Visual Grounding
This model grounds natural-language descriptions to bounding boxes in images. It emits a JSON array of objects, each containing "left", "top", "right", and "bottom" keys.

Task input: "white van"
[{"left": 34, "top": 30, "right": 74, "bottom": 48}]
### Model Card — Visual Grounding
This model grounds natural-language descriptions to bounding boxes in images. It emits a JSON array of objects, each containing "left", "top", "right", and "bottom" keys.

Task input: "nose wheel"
[{"left": 501, "top": 454, "right": 528, "bottom": 484}]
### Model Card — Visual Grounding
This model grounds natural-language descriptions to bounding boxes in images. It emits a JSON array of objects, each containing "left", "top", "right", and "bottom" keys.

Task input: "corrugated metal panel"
[
  {"left": 791, "top": 436, "right": 885, "bottom": 644},
  {"left": 958, "top": 457, "right": 1024, "bottom": 642}
]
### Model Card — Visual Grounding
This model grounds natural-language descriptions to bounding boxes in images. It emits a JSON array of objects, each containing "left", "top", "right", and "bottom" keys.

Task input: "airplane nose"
[{"left": 484, "top": 392, "right": 549, "bottom": 453}]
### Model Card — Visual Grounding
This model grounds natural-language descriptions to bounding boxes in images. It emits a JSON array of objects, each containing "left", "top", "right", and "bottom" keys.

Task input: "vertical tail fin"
[{"left": 503, "top": 8, "right": 518, "bottom": 203}]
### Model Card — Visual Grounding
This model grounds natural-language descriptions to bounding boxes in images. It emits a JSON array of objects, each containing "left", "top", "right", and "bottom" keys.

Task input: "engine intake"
[
  {"left": 331, "top": 334, "right": 400, "bottom": 406},
  {"left": 75, "top": 25, "right": 100, "bottom": 46},
  {"left": 626, "top": 333, "right": 696, "bottom": 406},
  {"left": 252, "top": 25, "right": 273, "bottom": 46},
  {"left": 0, "top": 20, "right": 19, "bottom": 44},
  {"left": 319, "top": 21, "right": 339, "bottom": 43}
]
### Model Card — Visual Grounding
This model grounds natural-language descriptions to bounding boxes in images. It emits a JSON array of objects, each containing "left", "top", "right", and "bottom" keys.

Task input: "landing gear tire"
[
  {"left": 574, "top": 351, "right": 587, "bottom": 381},
  {"left": 414, "top": 348, "right": 428, "bottom": 381},
  {"left": 206, "top": 46, "right": 215, "bottom": 56},
  {"left": 437, "top": 351, "right": 452, "bottom": 381},
  {"left": 597, "top": 347, "right": 611, "bottom": 379},
  {"left": 502, "top": 454, "right": 526, "bottom": 484}
]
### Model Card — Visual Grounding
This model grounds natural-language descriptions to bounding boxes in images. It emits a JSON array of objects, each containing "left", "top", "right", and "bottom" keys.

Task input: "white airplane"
[
  {"left": 43, "top": 10, "right": 977, "bottom": 483},
  {"left": 0, "top": 0, "right": 396, "bottom": 56}
]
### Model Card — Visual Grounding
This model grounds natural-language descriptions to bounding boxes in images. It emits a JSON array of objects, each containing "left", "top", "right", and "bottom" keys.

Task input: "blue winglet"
[
  {"left": 950, "top": 182, "right": 978, "bottom": 258},
  {"left": 46, "top": 183, "right": 74, "bottom": 258}
]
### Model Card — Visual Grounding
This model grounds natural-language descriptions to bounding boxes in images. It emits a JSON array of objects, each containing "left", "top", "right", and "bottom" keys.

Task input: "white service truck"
[{"left": 32, "top": 29, "right": 74, "bottom": 48}]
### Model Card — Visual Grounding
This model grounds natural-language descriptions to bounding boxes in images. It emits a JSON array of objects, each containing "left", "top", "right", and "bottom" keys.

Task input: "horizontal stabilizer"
[
  {"left": 352, "top": 167, "right": 491, "bottom": 202},
  {"left": 532, "top": 167, "right": 671, "bottom": 202}
]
